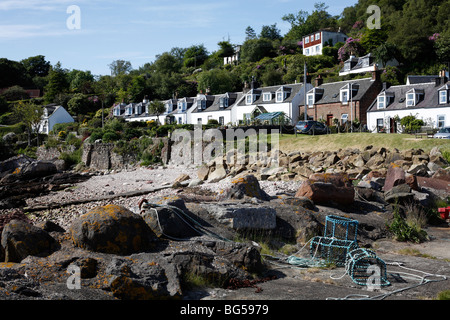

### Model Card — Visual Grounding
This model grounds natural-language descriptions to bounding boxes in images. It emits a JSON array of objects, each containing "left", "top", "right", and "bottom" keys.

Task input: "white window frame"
[
  {"left": 315, "top": 33, "right": 320, "bottom": 41},
  {"left": 341, "top": 114, "right": 348, "bottom": 124},
  {"left": 437, "top": 115, "right": 445, "bottom": 128},
  {"left": 378, "top": 95, "right": 386, "bottom": 109},
  {"left": 439, "top": 90, "right": 447, "bottom": 104},
  {"left": 307, "top": 93, "right": 315, "bottom": 107},
  {"left": 340, "top": 89, "right": 349, "bottom": 104},
  {"left": 305, "top": 48, "right": 310, "bottom": 55},
  {"left": 246, "top": 94, "right": 253, "bottom": 105},
  {"left": 263, "top": 93, "right": 272, "bottom": 102},
  {"left": 315, "top": 45, "right": 321, "bottom": 53},
  {"left": 220, "top": 97, "right": 228, "bottom": 108},
  {"left": 406, "top": 93, "right": 415, "bottom": 107},
  {"left": 276, "top": 91, "right": 284, "bottom": 103},
  {"left": 304, "top": 37, "right": 309, "bottom": 44}
]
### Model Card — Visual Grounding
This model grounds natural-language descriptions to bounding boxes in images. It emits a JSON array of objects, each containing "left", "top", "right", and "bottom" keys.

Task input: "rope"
[
  {"left": 141, "top": 201, "right": 232, "bottom": 242},
  {"left": 327, "top": 261, "right": 448, "bottom": 300}
]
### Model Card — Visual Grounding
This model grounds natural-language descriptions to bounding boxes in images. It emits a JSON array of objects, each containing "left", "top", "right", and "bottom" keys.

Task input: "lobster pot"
[
  {"left": 346, "top": 248, "right": 390, "bottom": 287},
  {"left": 324, "top": 215, "right": 359, "bottom": 242},
  {"left": 310, "top": 236, "right": 359, "bottom": 266}
]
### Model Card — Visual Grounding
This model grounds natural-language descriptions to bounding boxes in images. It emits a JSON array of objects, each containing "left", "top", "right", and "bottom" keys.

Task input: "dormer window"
[
  {"left": 439, "top": 90, "right": 447, "bottom": 104},
  {"left": 220, "top": 97, "right": 228, "bottom": 108},
  {"left": 378, "top": 96, "right": 386, "bottom": 109},
  {"left": 405, "top": 88, "right": 424, "bottom": 107},
  {"left": 307, "top": 93, "right": 315, "bottom": 107},
  {"left": 341, "top": 89, "right": 349, "bottom": 104},
  {"left": 276, "top": 87, "right": 290, "bottom": 103},
  {"left": 125, "top": 105, "right": 133, "bottom": 116},
  {"left": 263, "top": 93, "right": 272, "bottom": 102},
  {"left": 276, "top": 92, "right": 284, "bottom": 102}
]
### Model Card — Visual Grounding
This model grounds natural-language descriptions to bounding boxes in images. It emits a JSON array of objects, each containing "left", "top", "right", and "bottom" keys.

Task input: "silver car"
[{"left": 434, "top": 127, "right": 450, "bottom": 139}]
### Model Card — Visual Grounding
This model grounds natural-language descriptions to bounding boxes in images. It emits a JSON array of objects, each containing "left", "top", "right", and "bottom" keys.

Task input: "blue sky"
[{"left": 0, "top": 0, "right": 357, "bottom": 76}]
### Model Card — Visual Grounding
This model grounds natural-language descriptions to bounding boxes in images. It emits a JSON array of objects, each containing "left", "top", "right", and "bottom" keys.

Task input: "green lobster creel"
[{"left": 346, "top": 248, "right": 390, "bottom": 287}]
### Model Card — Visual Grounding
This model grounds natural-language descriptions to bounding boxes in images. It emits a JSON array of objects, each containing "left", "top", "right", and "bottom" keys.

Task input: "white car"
[{"left": 434, "top": 127, "right": 450, "bottom": 139}]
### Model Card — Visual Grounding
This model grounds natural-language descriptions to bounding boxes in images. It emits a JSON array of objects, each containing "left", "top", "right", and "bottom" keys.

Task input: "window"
[
  {"left": 311, "top": 35, "right": 314, "bottom": 42},
  {"left": 276, "top": 92, "right": 284, "bottom": 102},
  {"left": 246, "top": 94, "right": 253, "bottom": 105},
  {"left": 315, "top": 33, "right": 320, "bottom": 41},
  {"left": 315, "top": 45, "right": 321, "bottom": 53},
  {"left": 437, "top": 115, "right": 445, "bottom": 128},
  {"left": 219, "top": 116, "right": 224, "bottom": 125},
  {"left": 197, "top": 118, "right": 202, "bottom": 124},
  {"left": 439, "top": 90, "right": 447, "bottom": 104},
  {"left": 305, "top": 37, "right": 309, "bottom": 44},
  {"left": 341, "top": 90, "right": 349, "bottom": 104},
  {"left": 377, "top": 118, "right": 384, "bottom": 132},
  {"left": 406, "top": 93, "right": 415, "bottom": 106},
  {"left": 178, "top": 117, "right": 182, "bottom": 124},
  {"left": 341, "top": 114, "right": 348, "bottom": 124},
  {"left": 305, "top": 48, "right": 310, "bottom": 55},
  {"left": 220, "top": 97, "right": 228, "bottom": 108},
  {"left": 165, "top": 103, "right": 171, "bottom": 112},
  {"left": 378, "top": 96, "right": 386, "bottom": 109},
  {"left": 307, "top": 93, "right": 314, "bottom": 107},
  {"left": 244, "top": 113, "right": 251, "bottom": 124},
  {"left": 263, "top": 93, "right": 272, "bottom": 102}
]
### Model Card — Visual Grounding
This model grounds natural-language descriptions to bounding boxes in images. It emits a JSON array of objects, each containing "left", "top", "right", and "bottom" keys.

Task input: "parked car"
[
  {"left": 434, "top": 127, "right": 450, "bottom": 139},
  {"left": 296, "top": 120, "right": 330, "bottom": 135}
]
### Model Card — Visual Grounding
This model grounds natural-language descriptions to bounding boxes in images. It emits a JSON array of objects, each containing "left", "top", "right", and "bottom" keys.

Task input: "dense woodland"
[{"left": 1, "top": 0, "right": 449, "bottom": 123}]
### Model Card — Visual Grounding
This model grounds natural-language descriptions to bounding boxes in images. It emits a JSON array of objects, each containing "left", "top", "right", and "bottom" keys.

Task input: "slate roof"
[
  {"left": 191, "top": 92, "right": 243, "bottom": 114},
  {"left": 299, "top": 77, "right": 378, "bottom": 106},
  {"left": 367, "top": 81, "right": 450, "bottom": 113},
  {"left": 237, "top": 83, "right": 304, "bottom": 107}
]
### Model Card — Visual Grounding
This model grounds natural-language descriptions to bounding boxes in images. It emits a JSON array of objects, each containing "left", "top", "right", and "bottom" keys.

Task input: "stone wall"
[{"left": 82, "top": 138, "right": 171, "bottom": 171}]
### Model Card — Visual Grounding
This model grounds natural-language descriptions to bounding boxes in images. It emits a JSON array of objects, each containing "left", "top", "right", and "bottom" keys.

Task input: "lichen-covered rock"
[
  {"left": 1, "top": 219, "right": 58, "bottom": 263},
  {"left": 69, "top": 204, "right": 157, "bottom": 255},
  {"left": 221, "top": 174, "right": 271, "bottom": 201}
]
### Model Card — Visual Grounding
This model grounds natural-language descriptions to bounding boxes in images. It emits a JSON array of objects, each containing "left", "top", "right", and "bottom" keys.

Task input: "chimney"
[
  {"left": 372, "top": 69, "right": 380, "bottom": 82},
  {"left": 315, "top": 75, "right": 323, "bottom": 87},
  {"left": 382, "top": 82, "right": 390, "bottom": 91}
]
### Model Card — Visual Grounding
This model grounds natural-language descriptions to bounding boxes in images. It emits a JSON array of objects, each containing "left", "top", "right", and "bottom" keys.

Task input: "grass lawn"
[{"left": 278, "top": 132, "right": 450, "bottom": 156}]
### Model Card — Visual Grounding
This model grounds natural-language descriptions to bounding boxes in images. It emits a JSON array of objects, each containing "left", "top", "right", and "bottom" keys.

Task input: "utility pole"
[{"left": 304, "top": 62, "right": 308, "bottom": 121}]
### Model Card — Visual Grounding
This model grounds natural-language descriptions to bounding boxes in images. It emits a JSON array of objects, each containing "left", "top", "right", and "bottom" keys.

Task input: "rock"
[
  {"left": 357, "top": 180, "right": 382, "bottom": 191},
  {"left": 141, "top": 196, "right": 200, "bottom": 239},
  {"left": 280, "top": 196, "right": 315, "bottom": 210},
  {"left": 366, "top": 153, "right": 385, "bottom": 169},
  {"left": 308, "top": 172, "right": 352, "bottom": 188},
  {"left": 208, "top": 165, "right": 227, "bottom": 183},
  {"left": 383, "top": 163, "right": 405, "bottom": 192},
  {"left": 69, "top": 204, "right": 157, "bottom": 255},
  {"left": 1, "top": 220, "right": 58, "bottom": 263},
  {"left": 405, "top": 173, "right": 419, "bottom": 191},
  {"left": 384, "top": 184, "right": 414, "bottom": 204},
  {"left": 222, "top": 174, "right": 271, "bottom": 201},
  {"left": 174, "top": 174, "right": 190, "bottom": 183},
  {"left": 106, "top": 253, "right": 182, "bottom": 300},
  {"left": 432, "top": 168, "right": 450, "bottom": 182},
  {"left": 295, "top": 180, "right": 354, "bottom": 206},
  {"left": 407, "top": 163, "right": 428, "bottom": 176},
  {"left": 188, "top": 178, "right": 203, "bottom": 187},
  {"left": 200, "top": 203, "right": 276, "bottom": 230},
  {"left": 20, "top": 160, "right": 57, "bottom": 180}
]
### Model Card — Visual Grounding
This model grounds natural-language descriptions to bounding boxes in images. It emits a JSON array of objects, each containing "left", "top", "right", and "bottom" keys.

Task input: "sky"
[{"left": 0, "top": 0, "right": 358, "bottom": 76}]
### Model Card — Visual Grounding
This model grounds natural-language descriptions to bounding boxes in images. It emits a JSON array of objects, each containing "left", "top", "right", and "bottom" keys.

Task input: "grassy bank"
[{"left": 278, "top": 133, "right": 450, "bottom": 156}]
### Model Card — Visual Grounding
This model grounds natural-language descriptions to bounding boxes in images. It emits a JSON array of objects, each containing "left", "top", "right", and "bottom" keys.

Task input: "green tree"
[
  {"left": 183, "top": 44, "right": 209, "bottom": 68},
  {"left": 20, "top": 55, "right": 51, "bottom": 78},
  {"left": 197, "top": 68, "right": 240, "bottom": 94},
  {"left": 44, "top": 62, "right": 69, "bottom": 104},
  {"left": 217, "top": 41, "right": 235, "bottom": 58},
  {"left": 109, "top": 60, "right": 132, "bottom": 76},
  {"left": 240, "top": 38, "right": 276, "bottom": 63},
  {"left": 148, "top": 100, "right": 166, "bottom": 124},
  {"left": 67, "top": 93, "right": 91, "bottom": 117},
  {"left": 1, "top": 85, "right": 29, "bottom": 101},
  {"left": 13, "top": 101, "right": 43, "bottom": 146},
  {"left": 0, "top": 58, "right": 32, "bottom": 89},
  {"left": 245, "top": 26, "right": 257, "bottom": 40},
  {"left": 67, "top": 69, "right": 95, "bottom": 93},
  {"left": 260, "top": 24, "right": 282, "bottom": 40},
  {"left": 374, "top": 42, "right": 400, "bottom": 68}
]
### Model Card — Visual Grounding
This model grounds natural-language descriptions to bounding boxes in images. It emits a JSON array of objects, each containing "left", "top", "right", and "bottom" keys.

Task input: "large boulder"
[
  {"left": 295, "top": 173, "right": 355, "bottom": 206},
  {"left": 69, "top": 204, "right": 157, "bottom": 255},
  {"left": 1, "top": 220, "right": 58, "bottom": 263},
  {"left": 221, "top": 174, "right": 271, "bottom": 201},
  {"left": 141, "top": 196, "right": 200, "bottom": 239},
  {"left": 383, "top": 163, "right": 406, "bottom": 192}
]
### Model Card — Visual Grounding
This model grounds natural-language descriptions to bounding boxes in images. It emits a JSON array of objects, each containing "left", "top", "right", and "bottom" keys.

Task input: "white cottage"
[
  {"left": 189, "top": 92, "right": 243, "bottom": 125},
  {"left": 38, "top": 104, "right": 74, "bottom": 134},
  {"left": 231, "top": 83, "right": 312, "bottom": 125},
  {"left": 367, "top": 74, "right": 450, "bottom": 133}
]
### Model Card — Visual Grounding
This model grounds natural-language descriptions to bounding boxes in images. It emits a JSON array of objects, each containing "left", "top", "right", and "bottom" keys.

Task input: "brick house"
[
  {"left": 299, "top": 72, "right": 382, "bottom": 127},
  {"left": 302, "top": 30, "right": 348, "bottom": 57}
]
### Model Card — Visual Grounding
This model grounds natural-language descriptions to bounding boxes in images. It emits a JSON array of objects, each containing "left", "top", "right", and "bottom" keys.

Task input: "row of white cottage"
[
  {"left": 113, "top": 71, "right": 450, "bottom": 132},
  {"left": 113, "top": 82, "right": 312, "bottom": 127}
]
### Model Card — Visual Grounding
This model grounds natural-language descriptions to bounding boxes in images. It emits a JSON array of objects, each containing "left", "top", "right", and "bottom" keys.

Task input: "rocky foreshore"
[{"left": 0, "top": 145, "right": 448, "bottom": 300}]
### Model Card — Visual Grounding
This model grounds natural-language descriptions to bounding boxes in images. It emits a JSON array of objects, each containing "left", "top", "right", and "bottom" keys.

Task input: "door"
[
  {"left": 390, "top": 118, "right": 397, "bottom": 133},
  {"left": 327, "top": 114, "right": 333, "bottom": 127}
]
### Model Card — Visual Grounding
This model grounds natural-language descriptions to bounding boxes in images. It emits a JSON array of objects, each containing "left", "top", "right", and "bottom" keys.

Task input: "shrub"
[
  {"left": 400, "top": 115, "right": 424, "bottom": 133},
  {"left": 102, "top": 130, "right": 120, "bottom": 143},
  {"left": 387, "top": 206, "right": 428, "bottom": 243}
]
